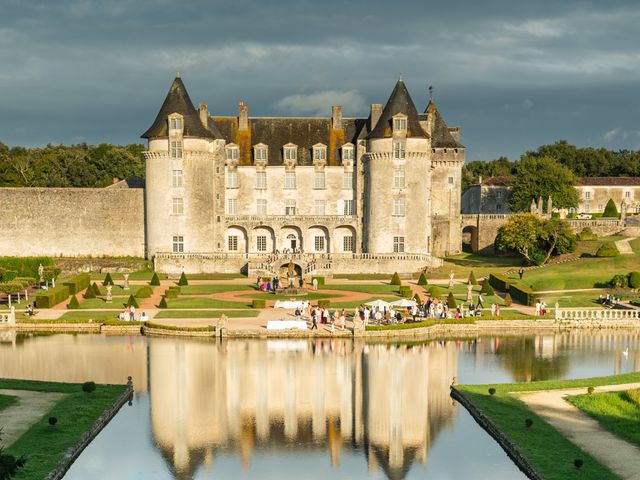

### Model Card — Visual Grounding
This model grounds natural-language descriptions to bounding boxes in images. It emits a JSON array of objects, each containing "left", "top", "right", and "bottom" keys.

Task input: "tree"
[
  {"left": 103, "top": 273, "right": 114, "bottom": 286},
  {"left": 417, "top": 273, "right": 428, "bottom": 286},
  {"left": 447, "top": 291, "right": 457, "bottom": 308},
  {"left": 149, "top": 272, "right": 160, "bottom": 286},
  {"left": 495, "top": 213, "right": 541, "bottom": 263},
  {"left": 508, "top": 156, "right": 579, "bottom": 212},
  {"left": 538, "top": 218, "right": 577, "bottom": 265},
  {"left": 390, "top": 272, "right": 401, "bottom": 286},
  {"left": 468, "top": 271, "right": 477, "bottom": 286},
  {"left": 177, "top": 272, "right": 189, "bottom": 286},
  {"left": 602, "top": 199, "right": 619, "bottom": 218}
]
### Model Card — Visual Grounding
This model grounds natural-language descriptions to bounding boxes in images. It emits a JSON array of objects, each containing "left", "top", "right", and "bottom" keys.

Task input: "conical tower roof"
[
  {"left": 368, "top": 78, "right": 426, "bottom": 139},
  {"left": 425, "top": 100, "right": 463, "bottom": 148},
  {"left": 141, "top": 76, "right": 221, "bottom": 139}
]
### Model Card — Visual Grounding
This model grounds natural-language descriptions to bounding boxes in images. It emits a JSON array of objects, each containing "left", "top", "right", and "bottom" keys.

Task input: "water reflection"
[{"left": 149, "top": 338, "right": 457, "bottom": 480}]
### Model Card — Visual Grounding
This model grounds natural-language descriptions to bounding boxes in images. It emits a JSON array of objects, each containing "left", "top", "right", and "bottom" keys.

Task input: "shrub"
[
  {"left": 83, "top": 287, "right": 96, "bottom": 299},
  {"left": 311, "top": 276, "right": 325, "bottom": 287},
  {"left": 252, "top": 299, "right": 266, "bottom": 308},
  {"left": 48, "top": 417, "right": 58, "bottom": 426},
  {"left": 525, "top": 418, "right": 533, "bottom": 428},
  {"left": 125, "top": 295, "right": 139, "bottom": 308},
  {"left": 399, "top": 286, "right": 412, "bottom": 298},
  {"left": 602, "top": 198, "right": 619, "bottom": 218},
  {"left": 34, "top": 285, "right": 70, "bottom": 308},
  {"left": 177, "top": 272, "right": 188, "bottom": 286},
  {"left": 610, "top": 274, "right": 628, "bottom": 289},
  {"left": 165, "top": 286, "right": 180, "bottom": 299},
  {"left": 390, "top": 272, "right": 402, "bottom": 286},
  {"left": 82, "top": 381, "right": 96, "bottom": 393},
  {"left": 488, "top": 388, "right": 496, "bottom": 396},
  {"left": 318, "top": 299, "right": 331, "bottom": 308},
  {"left": 504, "top": 292, "right": 513, "bottom": 307},
  {"left": 0, "top": 270, "right": 18, "bottom": 282},
  {"left": 574, "top": 459, "right": 584, "bottom": 469},
  {"left": 417, "top": 273, "right": 428, "bottom": 286},
  {"left": 158, "top": 296, "right": 168, "bottom": 309},
  {"left": 62, "top": 273, "right": 90, "bottom": 294},
  {"left": 103, "top": 272, "right": 114, "bottom": 286},
  {"left": 149, "top": 272, "right": 161, "bottom": 286},
  {"left": 413, "top": 293, "right": 422, "bottom": 305},
  {"left": 626, "top": 388, "right": 640, "bottom": 406},
  {"left": 67, "top": 295, "right": 80, "bottom": 309},
  {"left": 135, "top": 285, "right": 153, "bottom": 299},
  {"left": 14, "top": 277, "right": 36, "bottom": 287},
  {"left": 91, "top": 282, "right": 101, "bottom": 296},
  {"left": 447, "top": 291, "right": 457, "bottom": 309},
  {"left": 587, "top": 386, "right": 595, "bottom": 395},
  {"left": 480, "top": 281, "right": 494, "bottom": 296},
  {"left": 629, "top": 272, "right": 640, "bottom": 289},
  {"left": 468, "top": 271, "right": 477, "bottom": 286},
  {"left": 508, "top": 282, "right": 536, "bottom": 306},
  {"left": 428, "top": 286, "right": 442, "bottom": 298},
  {"left": 43, "top": 266, "right": 61, "bottom": 281},
  {"left": 596, "top": 242, "right": 620, "bottom": 258},
  {"left": 488, "top": 273, "right": 510, "bottom": 292},
  {"left": 0, "top": 281, "right": 26, "bottom": 295},
  {"left": 578, "top": 227, "right": 597, "bottom": 241}
]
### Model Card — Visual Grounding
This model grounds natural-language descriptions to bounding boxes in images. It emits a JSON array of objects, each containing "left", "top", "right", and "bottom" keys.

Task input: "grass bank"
[{"left": 154, "top": 309, "right": 259, "bottom": 319}]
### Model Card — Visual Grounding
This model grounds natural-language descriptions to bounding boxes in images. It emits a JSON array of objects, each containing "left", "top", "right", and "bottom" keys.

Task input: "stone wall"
[{"left": 0, "top": 188, "right": 145, "bottom": 257}]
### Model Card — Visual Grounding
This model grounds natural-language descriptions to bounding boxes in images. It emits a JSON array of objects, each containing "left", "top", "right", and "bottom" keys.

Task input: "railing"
[
  {"left": 143, "top": 151, "right": 216, "bottom": 160},
  {"left": 225, "top": 215, "right": 358, "bottom": 223},
  {"left": 555, "top": 307, "right": 640, "bottom": 321}
]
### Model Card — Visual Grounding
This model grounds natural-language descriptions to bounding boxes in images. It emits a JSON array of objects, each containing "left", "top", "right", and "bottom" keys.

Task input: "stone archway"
[
  {"left": 279, "top": 262, "right": 302, "bottom": 286},
  {"left": 462, "top": 225, "right": 478, "bottom": 253}
]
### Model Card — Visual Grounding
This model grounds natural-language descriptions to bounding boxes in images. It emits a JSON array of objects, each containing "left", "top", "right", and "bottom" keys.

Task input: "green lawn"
[
  {"left": 180, "top": 273, "right": 246, "bottom": 280},
  {"left": 77, "top": 298, "right": 129, "bottom": 309},
  {"left": 239, "top": 292, "right": 335, "bottom": 301},
  {"left": 2, "top": 379, "right": 126, "bottom": 480},
  {"left": 154, "top": 309, "right": 259, "bottom": 319},
  {"left": 434, "top": 252, "right": 522, "bottom": 279},
  {"left": 178, "top": 284, "right": 253, "bottom": 295},
  {"left": 534, "top": 292, "right": 603, "bottom": 308},
  {"left": 96, "top": 285, "right": 145, "bottom": 296},
  {"left": 333, "top": 273, "right": 410, "bottom": 280},
  {"left": 330, "top": 296, "right": 400, "bottom": 308},
  {"left": 167, "top": 298, "right": 251, "bottom": 309},
  {"left": 90, "top": 270, "right": 166, "bottom": 281},
  {"left": 568, "top": 390, "right": 640, "bottom": 448},
  {"left": 456, "top": 373, "right": 640, "bottom": 480},
  {"left": 54, "top": 311, "right": 134, "bottom": 324},
  {"left": 0, "top": 393, "right": 18, "bottom": 411},
  {"left": 321, "top": 284, "right": 400, "bottom": 294}
]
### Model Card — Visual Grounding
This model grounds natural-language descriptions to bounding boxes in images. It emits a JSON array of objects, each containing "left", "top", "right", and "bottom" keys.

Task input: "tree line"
[{"left": 0, "top": 142, "right": 145, "bottom": 188}]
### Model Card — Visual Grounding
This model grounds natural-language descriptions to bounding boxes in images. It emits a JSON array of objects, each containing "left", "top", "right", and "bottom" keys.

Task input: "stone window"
[
  {"left": 343, "top": 236, "right": 354, "bottom": 252},
  {"left": 170, "top": 140, "right": 183, "bottom": 159},
  {"left": 172, "top": 235, "right": 184, "bottom": 253},
  {"left": 314, "top": 171, "right": 326, "bottom": 189},
  {"left": 342, "top": 171, "right": 353, "bottom": 190},
  {"left": 598, "top": 204, "right": 604, "bottom": 212},
  {"left": 169, "top": 117, "right": 183, "bottom": 130},
  {"left": 314, "top": 199, "right": 326, "bottom": 216},
  {"left": 284, "top": 145, "right": 297, "bottom": 161},
  {"left": 343, "top": 199, "right": 354, "bottom": 216},
  {"left": 313, "top": 145, "right": 327, "bottom": 161},
  {"left": 585, "top": 191, "right": 591, "bottom": 199},
  {"left": 172, "top": 197, "right": 184, "bottom": 215},
  {"left": 625, "top": 191, "right": 631, "bottom": 198},
  {"left": 314, "top": 236, "right": 325, "bottom": 252},
  {"left": 254, "top": 145, "right": 268, "bottom": 161},
  {"left": 342, "top": 145, "right": 354, "bottom": 161},
  {"left": 393, "top": 198, "right": 405, "bottom": 216},
  {"left": 228, "top": 235, "right": 238, "bottom": 251},
  {"left": 227, "top": 198, "right": 237, "bottom": 214},
  {"left": 285, "top": 199, "right": 296, "bottom": 216},
  {"left": 172, "top": 170, "right": 183, "bottom": 187},
  {"left": 393, "top": 170, "right": 405, "bottom": 189},
  {"left": 393, "top": 116, "right": 407, "bottom": 132},
  {"left": 256, "top": 198, "right": 267, "bottom": 215},
  {"left": 496, "top": 190, "right": 503, "bottom": 199},
  {"left": 285, "top": 171, "right": 296, "bottom": 189},
  {"left": 226, "top": 146, "right": 240, "bottom": 161},
  {"left": 448, "top": 176, "right": 454, "bottom": 184},
  {"left": 393, "top": 141, "right": 405, "bottom": 160},
  {"left": 584, "top": 203, "right": 591, "bottom": 212},
  {"left": 227, "top": 170, "right": 238, "bottom": 189},
  {"left": 393, "top": 236, "right": 405, "bottom": 253},
  {"left": 256, "top": 235, "right": 267, "bottom": 252},
  {"left": 256, "top": 171, "right": 267, "bottom": 189},
  {"left": 496, "top": 204, "right": 502, "bottom": 211}
]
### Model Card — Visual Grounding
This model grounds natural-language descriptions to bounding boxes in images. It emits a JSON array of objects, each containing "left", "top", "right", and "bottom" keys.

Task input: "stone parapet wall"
[{"left": 0, "top": 188, "right": 145, "bottom": 257}]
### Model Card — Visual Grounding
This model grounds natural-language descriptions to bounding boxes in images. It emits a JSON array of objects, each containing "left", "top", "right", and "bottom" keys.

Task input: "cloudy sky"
[{"left": 2, "top": 0, "right": 640, "bottom": 160}]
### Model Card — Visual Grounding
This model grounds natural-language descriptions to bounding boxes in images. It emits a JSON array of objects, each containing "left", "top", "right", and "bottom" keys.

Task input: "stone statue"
[
  {"left": 448, "top": 272, "right": 455, "bottom": 290},
  {"left": 288, "top": 262, "right": 295, "bottom": 277},
  {"left": 466, "top": 282, "right": 473, "bottom": 303},
  {"left": 51, "top": 277, "right": 56, "bottom": 288},
  {"left": 8, "top": 306, "right": 15, "bottom": 324},
  {"left": 106, "top": 285, "right": 113, "bottom": 303},
  {"left": 38, "top": 264, "right": 44, "bottom": 283},
  {"left": 123, "top": 273, "right": 130, "bottom": 291}
]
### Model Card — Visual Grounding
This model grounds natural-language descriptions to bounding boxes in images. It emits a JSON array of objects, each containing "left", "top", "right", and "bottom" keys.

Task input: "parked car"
[{"left": 576, "top": 213, "right": 592, "bottom": 219}]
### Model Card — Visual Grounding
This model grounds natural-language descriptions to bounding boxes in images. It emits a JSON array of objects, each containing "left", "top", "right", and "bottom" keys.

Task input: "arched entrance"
[
  {"left": 462, "top": 225, "right": 478, "bottom": 253},
  {"left": 280, "top": 226, "right": 303, "bottom": 252},
  {"left": 286, "top": 234, "right": 297, "bottom": 251},
  {"left": 279, "top": 262, "right": 302, "bottom": 286}
]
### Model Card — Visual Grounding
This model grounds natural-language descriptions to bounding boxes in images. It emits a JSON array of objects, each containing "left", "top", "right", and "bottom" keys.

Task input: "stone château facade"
[{"left": 143, "top": 76, "right": 464, "bottom": 275}]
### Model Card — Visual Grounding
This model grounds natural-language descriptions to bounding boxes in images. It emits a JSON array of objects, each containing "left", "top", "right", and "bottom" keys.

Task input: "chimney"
[
  {"left": 198, "top": 103, "right": 208, "bottom": 128},
  {"left": 331, "top": 105, "right": 343, "bottom": 130},
  {"left": 370, "top": 104, "right": 382, "bottom": 130},
  {"left": 238, "top": 101, "right": 249, "bottom": 130}
]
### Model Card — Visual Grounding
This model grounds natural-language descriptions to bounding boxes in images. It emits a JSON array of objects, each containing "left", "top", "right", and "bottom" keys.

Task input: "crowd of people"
[{"left": 118, "top": 305, "right": 148, "bottom": 322}]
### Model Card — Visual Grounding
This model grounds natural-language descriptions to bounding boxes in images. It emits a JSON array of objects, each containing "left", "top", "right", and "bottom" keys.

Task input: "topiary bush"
[
  {"left": 428, "top": 286, "right": 442, "bottom": 298},
  {"left": 82, "top": 381, "right": 96, "bottom": 393},
  {"left": 447, "top": 291, "right": 457, "bottom": 309},
  {"left": 252, "top": 299, "right": 266, "bottom": 308},
  {"left": 48, "top": 417, "right": 58, "bottom": 426},
  {"left": 158, "top": 296, "right": 168, "bottom": 309},
  {"left": 318, "top": 299, "right": 331, "bottom": 308},
  {"left": 413, "top": 293, "right": 422, "bottom": 305},
  {"left": 67, "top": 295, "right": 80, "bottom": 309},
  {"left": 488, "top": 387, "right": 496, "bottom": 396},
  {"left": 149, "top": 272, "right": 161, "bottom": 286},
  {"left": 92, "top": 282, "right": 101, "bottom": 296},
  {"left": 610, "top": 273, "right": 628, "bottom": 289},
  {"left": 596, "top": 242, "right": 620, "bottom": 258},
  {"left": 602, "top": 198, "right": 619, "bottom": 218},
  {"left": 587, "top": 386, "right": 595, "bottom": 395},
  {"left": 578, "top": 227, "right": 597, "bottom": 241},
  {"left": 525, "top": 418, "right": 533, "bottom": 428},
  {"left": 417, "top": 273, "right": 428, "bottom": 286},
  {"left": 103, "top": 272, "right": 114, "bottom": 286},
  {"left": 629, "top": 271, "right": 640, "bottom": 289},
  {"left": 390, "top": 272, "right": 402, "bottom": 286},
  {"left": 399, "top": 286, "right": 412, "bottom": 298},
  {"left": 125, "top": 295, "right": 139, "bottom": 308},
  {"left": 626, "top": 388, "right": 640, "bottom": 407},
  {"left": 83, "top": 287, "right": 96, "bottom": 299},
  {"left": 135, "top": 285, "right": 153, "bottom": 299},
  {"left": 177, "top": 272, "right": 188, "bottom": 286},
  {"left": 480, "top": 281, "right": 495, "bottom": 296},
  {"left": 574, "top": 459, "right": 584, "bottom": 469},
  {"left": 504, "top": 292, "right": 513, "bottom": 307},
  {"left": 468, "top": 271, "right": 477, "bottom": 286}
]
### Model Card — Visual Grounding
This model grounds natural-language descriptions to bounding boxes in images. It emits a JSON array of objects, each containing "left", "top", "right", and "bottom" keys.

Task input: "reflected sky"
[{"left": 0, "top": 331, "right": 638, "bottom": 479}]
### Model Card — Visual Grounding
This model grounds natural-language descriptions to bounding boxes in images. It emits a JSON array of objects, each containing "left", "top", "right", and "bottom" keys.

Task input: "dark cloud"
[{"left": 1, "top": 0, "right": 640, "bottom": 160}]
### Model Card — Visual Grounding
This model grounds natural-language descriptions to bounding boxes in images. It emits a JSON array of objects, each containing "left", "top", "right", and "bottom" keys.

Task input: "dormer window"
[
  {"left": 393, "top": 114, "right": 407, "bottom": 132},
  {"left": 342, "top": 144, "right": 355, "bottom": 161},
  {"left": 313, "top": 144, "right": 327, "bottom": 162},
  {"left": 254, "top": 144, "right": 268, "bottom": 162},
  {"left": 283, "top": 144, "right": 297, "bottom": 161},
  {"left": 225, "top": 144, "right": 240, "bottom": 161},
  {"left": 169, "top": 117, "right": 183, "bottom": 130}
]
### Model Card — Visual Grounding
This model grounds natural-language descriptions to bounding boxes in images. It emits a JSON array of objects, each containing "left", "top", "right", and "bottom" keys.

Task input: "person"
[
  {"left": 140, "top": 311, "right": 148, "bottom": 322},
  {"left": 374, "top": 308, "right": 383, "bottom": 324},
  {"left": 476, "top": 293, "right": 484, "bottom": 309},
  {"left": 363, "top": 306, "right": 370, "bottom": 326},
  {"left": 535, "top": 300, "right": 541, "bottom": 317},
  {"left": 339, "top": 308, "right": 346, "bottom": 330},
  {"left": 310, "top": 307, "right": 318, "bottom": 330},
  {"left": 395, "top": 310, "right": 403, "bottom": 324},
  {"left": 312, "top": 278, "right": 318, "bottom": 291},
  {"left": 25, "top": 304, "right": 34, "bottom": 316},
  {"left": 495, "top": 304, "right": 501, "bottom": 317},
  {"left": 518, "top": 268, "right": 524, "bottom": 280},
  {"left": 130, "top": 304, "right": 136, "bottom": 321},
  {"left": 299, "top": 277, "right": 304, "bottom": 288},
  {"left": 294, "top": 307, "right": 302, "bottom": 321},
  {"left": 256, "top": 276, "right": 262, "bottom": 289},
  {"left": 490, "top": 303, "right": 496, "bottom": 316}
]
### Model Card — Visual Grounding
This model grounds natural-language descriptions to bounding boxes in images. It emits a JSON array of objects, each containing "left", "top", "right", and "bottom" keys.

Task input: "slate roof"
[
  {"left": 211, "top": 116, "right": 366, "bottom": 166},
  {"left": 368, "top": 79, "right": 426, "bottom": 139},
  {"left": 422, "top": 101, "right": 464, "bottom": 148},
  {"left": 141, "top": 77, "right": 221, "bottom": 139},
  {"left": 578, "top": 177, "right": 640, "bottom": 186}
]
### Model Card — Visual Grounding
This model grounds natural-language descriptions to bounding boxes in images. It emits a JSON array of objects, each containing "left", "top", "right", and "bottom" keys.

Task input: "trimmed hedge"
[
  {"left": 125, "top": 295, "right": 139, "bottom": 308},
  {"left": 417, "top": 272, "right": 428, "bottom": 286},
  {"left": 91, "top": 282, "right": 101, "bottom": 296},
  {"left": 312, "top": 276, "right": 325, "bottom": 287},
  {"left": 149, "top": 272, "right": 161, "bottom": 286},
  {"left": 67, "top": 295, "right": 80, "bottom": 309},
  {"left": 83, "top": 287, "right": 96, "bottom": 299},
  {"left": 135, "top": 285, "right": 154, "bottom": 299},
  {"left": 488, "top": 273, "right": 511, "bottom": 292},
  {"left": 252, "top": 299, "right": 266, "bottom": 308},
  {"left": 428, "top": 286, "right": 442, "bottom": 298},
  {"left": 165, "top": 286, "right": 180, "bottom": 299},
  {"left": 413, "top": 293, "right": 422, "bottom": 304},
  {"left": 390, "top": 272, "right": 402, "bottom": 286},
  {"left": 629, "top": 271, "right": 640, "bottom": 289},
  {"left": 62, "top": 274, "right": 90, "bottom": 295},
  {"left": 468, "top": 271, "right": 478, "bottom": 286},
  {"left": 508, "top": 282, "right": 536, "bottom": 306},
  {"left": 480, "top": 281, "right": 495, "bottom": 296},
  {"left": 177, "top": 272, "right": 188, "bottom": 286},
  {"left": 14, "top": 277, "right": 36, "bottom": 287},
  {"left": 447, "top": 291, "right": 457, "bottom": 308},
  {"left": 34, "top": 285, "right": 70, "bottom": 308},
  {"left": 318, "top": 299, "right": 331, "bottom": 308},
  {"left": 0, "top": 256, "right": 54, "bottom": 280},
  {"left": 399, "top": 286, "right": 412, "bottom": 298},
  {"left": 159, "top": 296, "right": 168, "bottom": 309},
  {"left": 103, "top": 273, "right": 114, "bottom": 286},
  {"left": 0, "top": 281, "right": 27, "bottom": 294},
  {"left": 0, "top": 270, "right": 18, "bottom": 282},
  {"left": 596, "top": 243, "right": 620, "bottom": 257},
  {"left": 603, "top": 198, "right": 619, "bottom": 218}
]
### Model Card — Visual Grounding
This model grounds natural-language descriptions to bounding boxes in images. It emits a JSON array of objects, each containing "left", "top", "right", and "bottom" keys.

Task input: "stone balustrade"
[{"left": 555, "top": 307, "right": 640, "bottom": 322}]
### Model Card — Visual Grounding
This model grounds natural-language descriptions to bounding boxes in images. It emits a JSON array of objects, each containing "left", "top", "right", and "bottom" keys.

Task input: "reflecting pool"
[{"left": 0, "top": 331, "right": 637, "bottom": 479}]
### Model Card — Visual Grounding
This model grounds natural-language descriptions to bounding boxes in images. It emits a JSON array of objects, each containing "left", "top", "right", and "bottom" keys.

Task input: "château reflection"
[{"left": 148, "top": 338, "right": 458, "bottom": 480}]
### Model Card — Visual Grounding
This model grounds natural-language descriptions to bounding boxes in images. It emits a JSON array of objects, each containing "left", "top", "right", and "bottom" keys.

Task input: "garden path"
[
  {"left": 615, "top": 237, "right": 637, "bottom": 255},
  {"left": 518, "top": 382, "right": 640, "bottom": 480},
  {"left": 0, "top": 389, "right": 65, "bottom": 447}
]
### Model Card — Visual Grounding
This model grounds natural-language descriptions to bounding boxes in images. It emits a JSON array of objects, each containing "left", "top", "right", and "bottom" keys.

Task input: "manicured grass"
[
  {"left": 96, "top": 285, "right": 145, "bottom": 296},
  {"left": 333, "top": 273, "right": 409, "bottom": 280},
  {"left": 90, "top": 270, "right": 166, "bottom": 281},
  {"left": 2, "top": 379, "right": 126, "bottom": 480},
  {"left": 239, "top": 292, "right": 335, "bottom": 301},
  {"left": 330, "top": 296, "right": 400, "bottom": 308},
  {"left": 178, "top": 284, "right": 253, "bottom": 295},
  {"left": 321, "top": 284, "right": 400, "bottom": 294},
  {"left": 179, "top": 273, "right": 245, "bottom": 280},
  {"left": 77, "top": 298, "right": 129, "bottom": 309},
  {"left": 0, "top": 393, "right": 18, "bottom": 411},
  {"left": 456, "top": 373, "right": 640, "bottom": 480},
  {"left": 144, "top": 322, "right": 215, "bottom": 331},
  {"left": 154, "top": 309, "right": 259, "bottom": 319},
  {"left": 53, "top": 311, "right": 136, "bottom": 325},
  {"left": 366, "top": 318, "right": 475, "bottom": 331},
  {"left": 167, "top": 298, "right": 251, "bottom": 309},
  {"left": 534, "top": 292, "right": 603, "bottom": 308},
  {"left": 434, "top": 252, "right": 522, "bottom": 279},
  {"left": 568, "top": 390, "right": 640, "bottom": 448}
]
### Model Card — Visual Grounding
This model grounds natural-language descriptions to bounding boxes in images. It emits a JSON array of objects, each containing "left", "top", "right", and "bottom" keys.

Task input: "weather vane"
[{"left": 429, "top": 85, "right": 433, "bottom": 101}]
